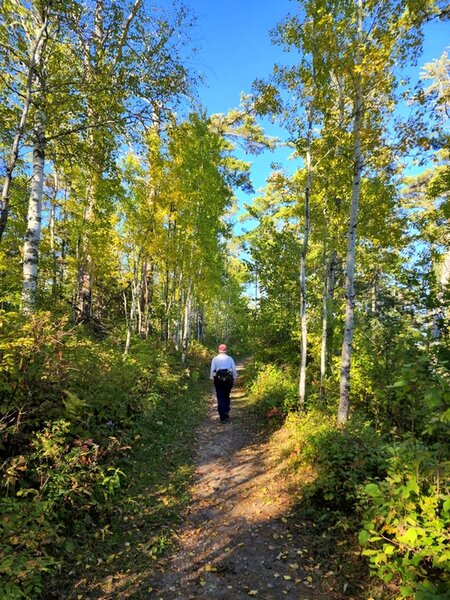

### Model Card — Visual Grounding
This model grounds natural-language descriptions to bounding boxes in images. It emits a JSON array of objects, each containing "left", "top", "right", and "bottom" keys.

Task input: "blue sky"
[
  {"left": 187, "top": 0, "right": 449, "bottom": 221},
  {"left": 190, "top": 0, "right": 298, "bottom": 194}
]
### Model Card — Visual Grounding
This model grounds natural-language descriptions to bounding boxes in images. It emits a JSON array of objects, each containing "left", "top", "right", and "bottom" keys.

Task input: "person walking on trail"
[{"left": 210, "top": 344, "right": 237, "bottom": 423}]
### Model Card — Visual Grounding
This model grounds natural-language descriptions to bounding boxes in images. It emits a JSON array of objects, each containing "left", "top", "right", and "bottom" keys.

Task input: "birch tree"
[
  {"left": 0, "top": 0, "right": 50, "bottom": 242},
  {"left": 335, "top": 0, "right": 443, "bottom": 424}
]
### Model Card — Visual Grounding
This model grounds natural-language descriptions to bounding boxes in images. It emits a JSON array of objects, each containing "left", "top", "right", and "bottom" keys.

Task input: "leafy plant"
[
  {"left": 247, "top": 363, "right": 298, "bottom": 416},
  {"left": 359, "top": 440, "right": 450, "bottom": 598},
  {"left": 300, "top": 415, "right": 387, "bottom": 511},
  {"left": 0, "top": 497, "right": 61, "bottom": 599}
]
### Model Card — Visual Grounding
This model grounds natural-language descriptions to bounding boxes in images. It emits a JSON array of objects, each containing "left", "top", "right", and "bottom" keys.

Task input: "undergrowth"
[
  {"left": 246, "top": 361, "right": 450, "bottom": 600},
  {"left": 0, "top": 310, "right": 210, "bottom": 599}
]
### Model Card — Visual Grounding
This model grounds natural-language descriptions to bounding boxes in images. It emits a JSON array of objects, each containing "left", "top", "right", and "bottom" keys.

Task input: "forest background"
[{"left": 0, "top": 0, "right": 449, "bottom": 598}]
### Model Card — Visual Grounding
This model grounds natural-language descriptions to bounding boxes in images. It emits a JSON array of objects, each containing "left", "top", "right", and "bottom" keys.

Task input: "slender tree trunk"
[
  {"left": 326, "top": 252, "right": 337, "bottom": 368},
  {"left": 60, "top": 188, "right": 68, "bottom": 286},
  {"left": 136, "top": 268, "right": 143, "bottom": 337},
  {"left": 196, "top": 305, "right": 205, "bottom": 341},
  {"left": 215, "top": 300, "right": 219, "bottom": 340},
  {"left": 139, "top": 260, "right": 148, "bottom": 336},
  {"left": 320, "top": 248, "right": 337, "bottom": 392},
  {"left": 22, "top": 108, "right": 46, "bottom": 313},
  {"left": 299, "top": 101, "right": 313, "bottom": 408},
  {"left": 49, "top": 171, "right": 59, "bottom": 297},
  {"left": 371, "top": 272, "right": 378, "bottom": 317},
  {"left": 0, "top": 17, "right": 48, "bottom": 242},
  {"left": 124, "top": 259, "right": 139, "bottom": 355},
  {"left": 338, "top": 0, "right": 364, "bottom": 426},
  {"left": 162, "top": 264, "right": 170, "bottom": 341},
  {"left": 181, "top": 284, "right": 192, "bottom": 363},
  {"left": 320, "top": 239, "right": 329, "bottom": 388},
  {"left": 76, "top": 2, "right": 104, "bottom": 323},
  {"left": 140, "top": 261, "right": 154, "bottom": 337},
  {"left": 77, "top": 179, "right": 94, "bottom": 322},
  {"left": 173, "top": 272, "right": 183, "bottom": 350}
]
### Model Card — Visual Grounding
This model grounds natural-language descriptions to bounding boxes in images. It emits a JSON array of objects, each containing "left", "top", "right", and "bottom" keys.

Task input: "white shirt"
[{"left": 210, "top": 353, "right": 237, "bottom": 380}]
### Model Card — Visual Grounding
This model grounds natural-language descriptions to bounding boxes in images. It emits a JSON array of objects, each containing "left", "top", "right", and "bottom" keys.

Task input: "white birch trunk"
[
  {"left": 0, "top": 17, "right": 48, "bottom": 242},
  {"left": 22, "top": 108, "right": 46, "bottom": 313},
  {"left": 124, "top": 258, "right": 139, "bottom": 355},
  {"left": 299, "top": 102, "right": 313, "bottom": 408},
  {"left": 181, "top": 284, "right": 192, "bottom": 364},
  {"left": 320, "top": 249, "right": 337, "bottom": 388},
  {"left": 320, "top": 240, "right": 329, "bottom": 385},
  {"left": 338, "top": 0, "right": 364, "bottom": 425},
  {"left": 77, "top": 177, "right": 94, "bottom": 321}
]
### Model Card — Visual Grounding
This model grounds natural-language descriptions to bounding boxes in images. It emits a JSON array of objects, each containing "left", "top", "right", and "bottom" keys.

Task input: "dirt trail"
[{"left": 146, "top": 362, "right": 339, "bottom": 599}]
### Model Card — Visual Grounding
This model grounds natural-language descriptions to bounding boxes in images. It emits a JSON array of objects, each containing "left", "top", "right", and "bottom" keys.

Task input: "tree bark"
[
  {"left": 22, "top": 108, "right": 46, "bottom": 313},
  {"left": 320, "top": 240, "right": 329, "bottom": 386},
  {"left": 338, "top": 0, "right": 364, "bottom": 426},
  {"left": 181, "top": 284, "right": 192, "bottom": 364},
  {"left": 124, "top": 257, "right": 139, "bottom": 355},
  {"left": 76, "top": 174, "right": 94, "bottom": 322},
  {"left": 49, "top": 171, "right": 60, "bottom": 297},
  {"left": 0, "top": 16, "right": 48, "bottom": 242},
  {"left": 320, "top": 248, "right": 337, "bottom": 390},
  {"left": 299, "top": 101, "right": 313, "bottom": 408}
]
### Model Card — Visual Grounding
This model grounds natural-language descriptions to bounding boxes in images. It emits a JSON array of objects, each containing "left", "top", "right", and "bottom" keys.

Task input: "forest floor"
[{"left": 56, "top": 361, "right": 368, "bottom": 599}]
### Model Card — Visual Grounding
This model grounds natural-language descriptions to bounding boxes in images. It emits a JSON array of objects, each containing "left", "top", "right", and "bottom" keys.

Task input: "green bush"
[
  {"left": 300, "top": 415, "right": 387, "bottom": 511},
  {"left": 30, "top": 419, "right": 124, "bottom": 509},
  {"left": 0, "top": 310, "right": 70, "bottom": 427},
  {"left": 359, "top": 439, "right": 450, "bottom": 599},
  {"left": 247, "top": 363, "right": 297, "bottom": 416},
  {"left": 0, "top": 313, "right": 188, "bottom": 598},
  {"left": 0, "top": 419, "right": 125, "bottom": 598},
  {"left": 0, "top": 497, "right": 61, "bottom": 599}
]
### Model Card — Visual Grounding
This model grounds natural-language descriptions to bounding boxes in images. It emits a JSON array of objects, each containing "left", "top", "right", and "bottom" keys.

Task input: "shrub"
[
  {"left": 0, "top": 497, "right": 61, "bottom": 599},
  {"left": 301, "top": 415, "right": 387, "bottom": 512},
  {"left": 359, "top": 439, "right": 450, "bottom": 599},
  {"left": 0, "top": 419, "right": 125, "bottom": 598},
  {"left": 247, "top": 364, "right": 297, "bottom": 416},
  {"left": 0, "top": 310, "right": 70, "bottom": 434}
]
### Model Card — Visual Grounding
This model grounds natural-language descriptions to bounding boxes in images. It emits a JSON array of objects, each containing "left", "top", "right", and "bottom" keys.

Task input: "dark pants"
[{"left": 214, "top": 378, "right": 233, "bottom": 421}]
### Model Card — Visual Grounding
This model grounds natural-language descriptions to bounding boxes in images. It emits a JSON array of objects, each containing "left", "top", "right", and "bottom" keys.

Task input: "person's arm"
[
  {"left": 210, "top": 357, "right": 216, "bottom": 380},
  {"left": 231, "top": 359, "right": 238, "bottom": 380}
]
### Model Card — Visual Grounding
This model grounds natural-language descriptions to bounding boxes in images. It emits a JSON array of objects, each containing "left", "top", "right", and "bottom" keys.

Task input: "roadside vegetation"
[{"left": 0, "top": 312, "right": 211, "bottom": 598}]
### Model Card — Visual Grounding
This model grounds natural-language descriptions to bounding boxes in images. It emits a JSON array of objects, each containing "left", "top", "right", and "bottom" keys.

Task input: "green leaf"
[
  {"left": 406, "top": 478, "right": 419, "bottom": 494},
  {"left": 400, "top": 528, "right": 418, "bottom": 545},
  {"left": 400, "top": 586, "right": 414, "bottom": 597},
  {"left": 440, "top": 408, "right": 450, "bottom": 422},
  {"left": 392, "top": 380, "right": 408, "bottom": 387},
  {"left": 359, "top": 530, "right": 371, "bottom": 545},
  {"left": 365, "top": 483, "right": 382, "bottom": 497}
]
